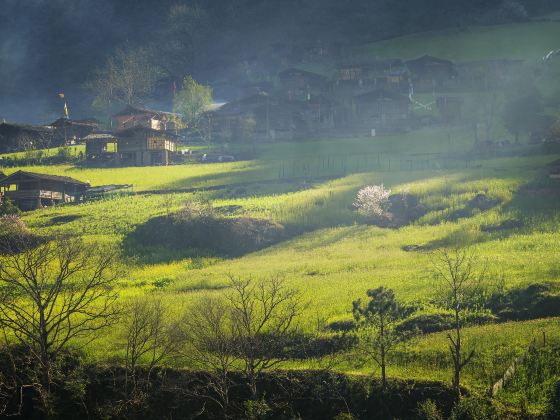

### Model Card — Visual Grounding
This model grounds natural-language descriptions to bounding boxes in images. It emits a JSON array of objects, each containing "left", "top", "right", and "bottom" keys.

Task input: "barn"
[{"left": 0, "top": 171, "right": 89, "bottom": 211}]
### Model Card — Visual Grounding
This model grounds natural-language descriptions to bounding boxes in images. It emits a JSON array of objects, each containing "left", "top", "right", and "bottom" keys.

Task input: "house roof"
[
  {"left": 354, "top": 89, "right": 410, "bottom": 102},
  {"left": 113, "top": 105, "right": 177, "bottom": 118},
  {"left": 49, "top": 118, "right": 99, "bottom": 128},
  {"left": 0, "top": 122, "right": 54, "bottom": 134},
  {"left": 278, "top": 68, "right": 327, "bottom": 82},
  {"left": 211, "top": 93, "right": 309, "bottom": 117},
  {"left": 338, "top": 59, "right": 404, "bottom": 69},
  {"left": 0, "top": 170, "right": 89, "bottom": 186},
  {"left": 83, "top": 132, "right": 117, "bottom": 142}
]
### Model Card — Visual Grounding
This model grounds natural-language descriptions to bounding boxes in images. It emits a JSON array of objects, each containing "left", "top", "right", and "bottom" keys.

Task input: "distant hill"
[{"left": 353, "top": 20, "right": 560, "bottom": 62}]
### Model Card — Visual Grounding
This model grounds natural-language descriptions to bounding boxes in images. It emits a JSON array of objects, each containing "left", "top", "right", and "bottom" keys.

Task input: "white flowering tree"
[{"left": 353, "top": 185, "right": 391, "bottom": 218}]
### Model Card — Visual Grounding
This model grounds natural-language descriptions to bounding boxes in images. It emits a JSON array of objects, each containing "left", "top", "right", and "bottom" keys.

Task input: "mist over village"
[{"left": 0, "top": 1, "right": 560, "bottom": 419}]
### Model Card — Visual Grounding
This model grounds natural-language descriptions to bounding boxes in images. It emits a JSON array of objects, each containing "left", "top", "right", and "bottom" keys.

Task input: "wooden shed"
[
  {"left": 84, "top": 132, "right": 118, "bottom": 163},
  {"left": 0, "top": 171, "right": 89, "bottom": 211}
]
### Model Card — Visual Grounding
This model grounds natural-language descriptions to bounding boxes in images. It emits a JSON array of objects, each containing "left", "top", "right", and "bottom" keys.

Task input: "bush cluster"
[{"left": 125, "top": 202, "right": 285, "bottom": 258}]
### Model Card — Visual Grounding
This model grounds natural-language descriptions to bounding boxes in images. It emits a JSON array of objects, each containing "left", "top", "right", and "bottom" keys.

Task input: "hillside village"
[
  {"left": 1, "top": 49, "right": 558, "bottom": 212},
  {"left": 0, "top": 53, "right": 550, "bottom": 160}
]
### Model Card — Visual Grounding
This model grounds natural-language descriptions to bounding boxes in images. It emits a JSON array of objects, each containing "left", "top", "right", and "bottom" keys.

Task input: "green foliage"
[
  {"left": 173, "top": 75, "right": 212, "bottom": 129},
  {"left": 244, "top": 398, "right": 272, "bottom": 420},
  {"left": 396, "top": 311, "right": 498, "bottom": 335},
  {"left": 353, "top": 287, "right": 406, "bottom": 384},
  {"left": 489, "top": 283, "right": 560, "bottom": 321},
  {"left": 417, "top": 399, "right": 445, "bottom": 420},
  {"left": 503, "top": 346, "right": 560, "bottom": 410},
  {"left": 449, "top": 395, "right": 501, "bottom": 420},
  {"left": 125, "top": 203, "right": 285, "bottom": 258},
  {"left": 0, "top": 198, "right": 20, "bottom": 216}
]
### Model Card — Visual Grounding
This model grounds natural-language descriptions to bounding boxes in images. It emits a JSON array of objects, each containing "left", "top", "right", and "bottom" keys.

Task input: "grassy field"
[
  {"left": 354, "top": 20, "right": 560, "bottom": 62},
  {"left": 2, "top": 135, "right": 559, "bottom": 414},
  {"left": 3, "top": 20, "right": 560, "bottom": 415}
]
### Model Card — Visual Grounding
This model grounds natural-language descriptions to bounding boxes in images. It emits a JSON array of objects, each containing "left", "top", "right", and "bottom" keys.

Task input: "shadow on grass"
[{"left": 404, "top": 175, "right": 560, "bottom": 252}]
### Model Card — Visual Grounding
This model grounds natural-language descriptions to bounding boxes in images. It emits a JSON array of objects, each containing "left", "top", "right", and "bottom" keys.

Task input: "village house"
[
  {"left": 337, "top": 88, "right": 411, "bottom": 134},
  {"left": 0, "top": 122, "right": 55, "bottom": 153},
  {"left": 0, "top": 171, "right": 89, "bottom": 211},
  {"left": 50, "top": 118, "right": 98, "bottom": 144},
  {"left": 115, "top": 126, "right": 177, "bottom": 166},
  {"left": 405, "top": 55, "right": 457, "bottom": 92},
  {"left": 209, "top": 92, "right": 334, "bottom": 142},
  {"left": 335, "top": 59, "right": 410, "bottom": 95},
  {"left": 209, "top": 93, "right": 292, "bottom": 142},
  {"left": 278, "top": 68, "right": 329, "bottom": 101},
  {"left": 113, "top": 106, "right": 177, "bottom": 132}
]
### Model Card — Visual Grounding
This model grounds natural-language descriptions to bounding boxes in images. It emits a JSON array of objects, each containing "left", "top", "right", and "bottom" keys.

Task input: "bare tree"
[
  {"left": 86, "top": 46, "right": 164, "bottom": 110},
  {"left": 431, "top": 247, "right": 486, "bottom": 397},
  {"left": 0, "top": 236, "right": 119, "bottom": 390},
  {"left": 121, "top": 296, "right": 182, "bottom": 390},
  {"left": 182, "top": 296, "right": 240, "bottom": 418},
  {"left": 352, "top": 287, "right": 405, "bottom": 387},
  {"left": 227, "top": 275, "right": 302, "bottom": 400}
]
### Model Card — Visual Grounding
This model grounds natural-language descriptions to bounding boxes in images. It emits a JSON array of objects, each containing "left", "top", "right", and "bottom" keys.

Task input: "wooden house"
[
  {"left": 209, "top": 93, "right": 332, "bottom": 142},
  {"left": 0, "top": 171, "right": 89, "bottom": 211},
  {"left": 115, "top": 126, "right": 177, "bottom": 166},
  {"left": 405, "top": 55, "right": 457, "bottom": 92},
  {"left": 335, "top": 60, "right": 410, "bottom": 93},
  {"left": 50, "top": 118, "right": 98, "bottom": 144},
  {"left": 83, "top": 132, "right": 117, "bottom": 164},
  {"left": 278, "top": 68, "right": 328, "bottom": 101},
  {"left": 339, "top": 89, "right": 411, "bottom": 134},
  {"left": 113, "top": 106, "right": 177, "bottom": 132},
  {"left": 0, "top": 122, "right": 54, "bottom": 153}
]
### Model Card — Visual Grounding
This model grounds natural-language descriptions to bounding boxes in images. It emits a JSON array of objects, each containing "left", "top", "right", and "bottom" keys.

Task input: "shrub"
[
  {"left": 489, "top": 283, "right": 560, "bottom": 320},
  {"left": 547, "top": 380, "right": 560, "bottom": 419},
  {"left": 126, "top": 212, "right": 285, "bottom": 258},
  {"left": 0, "top": 198, "right": 20, "bottom": 216},
  {"left": 0, "top": 215, "right": 44, "bottom": 254},
  {"left": 353, "top": 185, "right": 391, "bottom": 218},
  {"left": 449, "top": 395, "right": 501, "bottom": 420},
  {"left": 396, "top": 311, "right": 497, "bottom": 335},
  {"left": 417, "top": 399, "right": 444, "bottom": 420}
]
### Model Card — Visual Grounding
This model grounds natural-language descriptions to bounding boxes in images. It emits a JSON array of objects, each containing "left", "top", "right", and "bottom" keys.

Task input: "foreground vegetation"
[{"left": 2, "top": 121, "right": 560, "bottom": 416}]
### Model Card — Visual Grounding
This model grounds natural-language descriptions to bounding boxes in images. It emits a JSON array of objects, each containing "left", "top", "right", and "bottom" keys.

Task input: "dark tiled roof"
[
  {"left": 0, "top": 170, "right": 89, "bottom": 186},
  {"left": 113, "top": 105, "right": 177, "bottom": 118}
]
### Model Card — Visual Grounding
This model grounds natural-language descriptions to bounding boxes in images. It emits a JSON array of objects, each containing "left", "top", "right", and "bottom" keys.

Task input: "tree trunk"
[
  {"left": 453, "top": 305, "right": 462, "bottom": 397},
  {"left": 38, "top": 306, "right": 51, "bottom": 390},
  {"left": 380, "top": 322, "right": 387, "bottom": 388}
]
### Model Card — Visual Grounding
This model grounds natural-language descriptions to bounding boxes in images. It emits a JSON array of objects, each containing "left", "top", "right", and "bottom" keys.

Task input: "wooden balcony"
[{"left": 4, "top": 190, "right": 64, "bottom": 201}]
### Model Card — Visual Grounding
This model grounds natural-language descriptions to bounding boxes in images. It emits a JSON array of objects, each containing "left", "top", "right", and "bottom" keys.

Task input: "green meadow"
[
  {"left": 3, "top": 121, "right": 559, "bottom": 412},
  {"left": 3, "top": 17, "right": 560, "bottom": 413}
]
